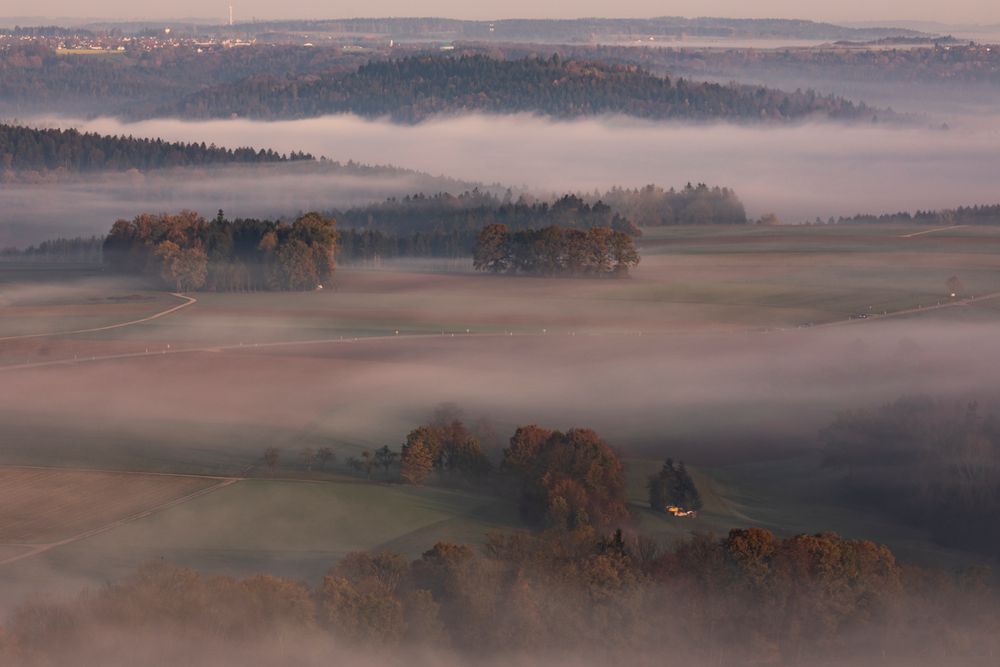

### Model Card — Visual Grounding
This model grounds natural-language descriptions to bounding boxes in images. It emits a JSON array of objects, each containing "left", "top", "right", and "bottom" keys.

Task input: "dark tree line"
[
  {"left": 4, "top": 527, "right": 995, "bottom": 665},
  {"left": 474, "top": 224, "right": 640, "bottom": 277},
  {"left": 822, "top": 396, "right": 1000, "bottom": 552},
  {"left": 833, "top": 203, "right": 1000, "bottom": 226},
  {"left": 155, "top": 54, "right": 879, "bottom": 123},
  {"left": 103, "top": 211, "right": 337, "bottom": 291},
  {"left": 0, "top": 235, "right": 103, "bottom": 262},
  {"left": 0, "top": 123, "right": 312, "bottom": 175}
]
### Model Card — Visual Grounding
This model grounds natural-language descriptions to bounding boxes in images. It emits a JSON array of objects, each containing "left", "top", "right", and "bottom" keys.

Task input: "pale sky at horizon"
[{"left": 1, "top": 1, "right": 997, "bottom": 27}]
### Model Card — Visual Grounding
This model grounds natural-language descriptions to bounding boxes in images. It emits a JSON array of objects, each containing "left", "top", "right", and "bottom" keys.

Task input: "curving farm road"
[{"left": 0, "top": 292, "right": 197, "bottom": 343}]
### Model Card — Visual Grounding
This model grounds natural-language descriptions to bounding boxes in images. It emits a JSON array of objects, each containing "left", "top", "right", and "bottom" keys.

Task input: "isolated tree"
[
  {"left": 263, "top": 447, "right": 280, "bottom": 474},
  {"left": 401, "top": 427, "right": 440, "bottom": 485},
  {"left": 374, "top": 445, "right": 399, "bottom": 480},
  {"left": 316, "top": 447, "right": 335, "bottom": 470}
]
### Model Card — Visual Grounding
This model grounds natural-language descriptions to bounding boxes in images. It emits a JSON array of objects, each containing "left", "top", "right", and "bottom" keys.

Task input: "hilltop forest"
[
  {"left": 0, "top": 123, "right": 313, "bottom": 177},
  {"left": 155, "top": 54, "right": 879, "bottom": 123}
]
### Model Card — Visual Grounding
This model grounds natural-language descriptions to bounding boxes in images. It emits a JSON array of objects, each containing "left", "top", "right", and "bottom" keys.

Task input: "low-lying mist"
[
  {"left": 33, "top": 112, "right": 1000, "bottom": 226},
  {"left": 0, "top": 163, "right": 477, "bottom": 248}
]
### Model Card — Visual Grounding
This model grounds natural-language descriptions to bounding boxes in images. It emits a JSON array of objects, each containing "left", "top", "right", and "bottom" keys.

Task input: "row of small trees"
[
  {"left": 261, "top": 419, "right": 630, "bottom": 533},
  {"left": 103, "top": 211, "right": 338, "bottom": 291},
  {"left": 474, "top": 224, "right": 640, "bottom": 277}
]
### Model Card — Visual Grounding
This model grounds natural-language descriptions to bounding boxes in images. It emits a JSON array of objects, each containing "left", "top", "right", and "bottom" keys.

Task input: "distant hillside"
[
  {"left": 0, "top": 123, "right": 313, "bottom": 175},
  {"left": 153, "top": 54, "right": 879, "bottom": 123}
]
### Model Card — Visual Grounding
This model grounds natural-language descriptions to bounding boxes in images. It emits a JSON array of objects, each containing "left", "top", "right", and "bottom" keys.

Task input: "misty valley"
[{"left": 3, "top": 9, "right": 1000, "bottom": 667}]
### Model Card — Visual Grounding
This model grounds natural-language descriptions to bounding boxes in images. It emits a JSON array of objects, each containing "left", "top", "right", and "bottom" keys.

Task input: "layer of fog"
[
  {"left": 20, "top": 113, "right": 1000, "bottom": 234},
  {"left": 0, "top": 163, "right": 479, "bottom": 248},
  {"left": 3, "top": 306, "right": 1000, "bottom": 464}
]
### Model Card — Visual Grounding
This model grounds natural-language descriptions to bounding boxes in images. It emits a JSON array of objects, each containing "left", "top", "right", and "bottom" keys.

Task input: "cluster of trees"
[
  {"left": 600, "top": 183, "right": 748, "bottom": 226},
  {"left": 335, "top": 191, "right": 642, "bottom": 263},
  {"left": 5, "top": 527, "right": 996, "bottom": 665},
  {"left": 474, "top": 224, "right": 639, "bottom": 277},
  {"left": 103, "top": 211, "right": 338, "bottom": 291},
  {"left": 0, "top": 123, "right": 312, "bottom": 176},
  {"left": 268, "top": 415, "right": 629, "bottom": 534},
  {"left": 502, "top": 426, "right": 629, "bottom": 530},
  {"left": 400, "top": 420, "right": 493, "bottom": 485},
  {"left": 822, "top": 396, "right": 1000, "bottom": 552},
  {"left": 647, "top": 458, "right": 703, "bottom": 512},
  {"left": 156, "top": 54, "right": 878, "bottom": 123}
]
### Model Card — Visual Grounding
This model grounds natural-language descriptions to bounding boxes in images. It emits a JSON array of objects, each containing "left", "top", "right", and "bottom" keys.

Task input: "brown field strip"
[{"left": 0, "top": 467, "right": 233, "bottom": 554}]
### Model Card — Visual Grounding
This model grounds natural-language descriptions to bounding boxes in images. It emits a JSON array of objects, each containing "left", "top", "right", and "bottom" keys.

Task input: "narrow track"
[{"left": 0, "top": 292, "right": 196, "bottom": 343}]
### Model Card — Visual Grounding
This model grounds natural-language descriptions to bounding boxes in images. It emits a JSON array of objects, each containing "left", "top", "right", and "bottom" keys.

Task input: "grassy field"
[
  {"left": 0, "top": 467, "right": 222, "bottom": 545},
  {"left": 2, "top": 223, "right": 1000, "bottom": 603},
  {"left": 0, "top": 475, "right": 521, "bottom": 610}
]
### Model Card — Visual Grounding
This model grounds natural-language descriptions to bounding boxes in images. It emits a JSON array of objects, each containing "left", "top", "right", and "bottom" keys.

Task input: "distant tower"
[{"left": 229, "top": 4, "right": 234, "bottom": 26}]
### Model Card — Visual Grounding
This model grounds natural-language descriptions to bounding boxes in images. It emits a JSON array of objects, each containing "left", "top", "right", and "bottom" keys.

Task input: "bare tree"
[{"left": 263, "top": 447, "right": 280, "bottom": 475}]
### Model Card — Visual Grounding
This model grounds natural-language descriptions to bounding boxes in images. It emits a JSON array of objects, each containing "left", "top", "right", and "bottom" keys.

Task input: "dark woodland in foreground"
[{"left": 2, "top": 527, "right": 995, "bottom": 665}]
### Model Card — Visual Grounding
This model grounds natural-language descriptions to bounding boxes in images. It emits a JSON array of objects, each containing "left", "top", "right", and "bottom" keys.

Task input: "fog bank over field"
[
  {"left": 0, "top": 164, "right": 476, "bottom": 248},
  {"left": 51, "top": 113, "right": 1000, "bottom": 226}
]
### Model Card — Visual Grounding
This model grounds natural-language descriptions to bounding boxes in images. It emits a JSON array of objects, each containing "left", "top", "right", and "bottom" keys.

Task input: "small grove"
[
  {"left": 474, "top": 224, "right": 640, "bottom": 277},
  {"left": 102, "top": 211, "right": 338, "bottom": 291}
]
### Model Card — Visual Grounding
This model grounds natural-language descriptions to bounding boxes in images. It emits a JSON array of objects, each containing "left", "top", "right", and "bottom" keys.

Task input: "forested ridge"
[
  {"left": 0, "top": 123, "right": 313, "bottom": 175},
  {"left": 156, "top": 54, "right": 879, "bottom": 123},
  {"left": 0, "top": 43, "right": 369, "bottom": 115}
]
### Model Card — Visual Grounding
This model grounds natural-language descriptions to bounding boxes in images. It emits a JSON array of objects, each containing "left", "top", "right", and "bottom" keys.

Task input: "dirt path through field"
[
  {"left": 899, "top": 225, "right": 970, "bottom": 238},
  {"left": 2, "top": 287, "right": 999, "bottom": 374},
  {"left": 0, "top": 292, "right": 197, "bottom": 343},
  {"left": 0, "top": 473, "right": 238, "bottom": 567}
]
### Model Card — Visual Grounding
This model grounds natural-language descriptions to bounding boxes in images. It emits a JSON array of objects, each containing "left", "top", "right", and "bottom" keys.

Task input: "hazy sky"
[{"left": 2, "top": 1, "right": 998, "bottom": 26}]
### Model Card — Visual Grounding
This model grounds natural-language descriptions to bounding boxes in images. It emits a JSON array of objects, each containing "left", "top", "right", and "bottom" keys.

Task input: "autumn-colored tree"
[
  {"left": 473, "top": 223, "right": 511, "bottom": 273},
  {"left": 515, "top": 427, "right": 629, "bottom": 530},
  {"left": 501, "top": 425, "right": 552, "bottom": 477},
  {"left": 317, "top": 576, "right": 404, "bottom": 644},
  {"left": 400, "top": 427, "right": 439, "bottom": 485}
]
